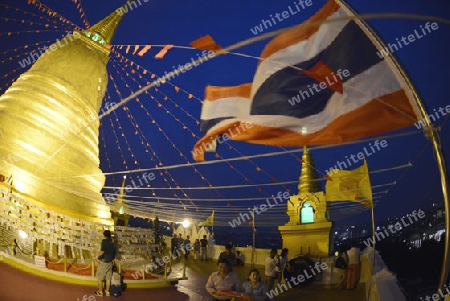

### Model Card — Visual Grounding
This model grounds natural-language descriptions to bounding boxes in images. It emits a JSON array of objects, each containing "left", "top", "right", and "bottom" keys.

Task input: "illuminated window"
[
  {"left": 301, "top": 202, "right": 314, "bottom": 224},
  {"left": 85, "top": 31, "right": 107, "bottom": 46},
  {"left": 92, "top": 33, "right": 100, "bottom": 42}
]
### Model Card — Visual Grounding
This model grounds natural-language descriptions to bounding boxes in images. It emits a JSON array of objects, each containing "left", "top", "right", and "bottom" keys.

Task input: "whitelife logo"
[
  {"left": 324, "top": 140, "right": 388, "bottom": 176},
  {"left": 250, "top": 0, "right": 314, "bottom": 35},
  {"left": 228, "top": 191, "right": 290, "bottom": 228},
  {"left": 376, "top": 22, "right": 439, "bottom": 58},
  {"left": 191, "top": 122, "right": 253, "bottom": 159},
  {"left": 414, "top": 105, "right": 450, "bottom": 129},
  {"left": 288, "top": 69, "right": 350, "bottom": 106},
  {"left": 104, "top": 172, "right": 156, "bottom": 203},
  {"left": 363, "top": 209, "right": 425, "bottom": 247},
  {"left": 154, "top": 50, "right": 216, "bottom": 87},
  {"left": 266, "top": 262, "right": 329, "bottom": 298},
  {"left": 18, "top": 32, "right": 81, "bottom": 68},
  {"left": 115, "top": 0, "right": 150, "bottom": 16}
]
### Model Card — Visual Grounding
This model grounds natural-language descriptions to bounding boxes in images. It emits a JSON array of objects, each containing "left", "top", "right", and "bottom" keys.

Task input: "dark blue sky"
[{"left": 0, "top": 0, "right": 449, "bottom": 230}]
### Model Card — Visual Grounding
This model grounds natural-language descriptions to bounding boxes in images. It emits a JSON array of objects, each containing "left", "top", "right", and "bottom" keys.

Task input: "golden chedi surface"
[
  {"left": 0, "top": 9, "right": 125, "bottom": 220},
  {"left": 298, "top": 146, "right": 322, "bottom": 194}
]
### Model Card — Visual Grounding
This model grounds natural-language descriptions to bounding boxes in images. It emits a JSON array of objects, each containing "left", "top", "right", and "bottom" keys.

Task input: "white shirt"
[
  {"left": 279, "top": 256, "right": 289, "bottom": 270},
  {"left": 347, "top": 247, "right": 360, "bottom": 265},
  {"left": 205, "top": 271, "right": 243, "bottom": 300},
  {"left": 265, "top": 256, "right": 277, "bottom": 277}
]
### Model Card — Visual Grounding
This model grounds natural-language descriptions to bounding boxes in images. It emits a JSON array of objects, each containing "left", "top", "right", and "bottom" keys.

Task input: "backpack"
[
  {"left": 110, "top": 285, "right": 122, "bottom": 297},
  {"left": 334, "top": 255, "right": 347, "bottom": 269},
  {"left": 110, "top": 271, "right": 124, "bottom": 297}
]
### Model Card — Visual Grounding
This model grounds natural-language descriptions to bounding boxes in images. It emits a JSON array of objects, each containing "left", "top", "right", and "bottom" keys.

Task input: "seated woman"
[{"left": 242, "top": 269, "right": 269, "bottom": 301}]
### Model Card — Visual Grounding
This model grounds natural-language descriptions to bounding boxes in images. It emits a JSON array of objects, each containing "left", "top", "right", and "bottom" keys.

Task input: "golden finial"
[
  {"left": 86, "top": 3, "right": 127, "bottom": 45},
  {"left": 298, "top": 146, "right": 322, "bottom": 193}
]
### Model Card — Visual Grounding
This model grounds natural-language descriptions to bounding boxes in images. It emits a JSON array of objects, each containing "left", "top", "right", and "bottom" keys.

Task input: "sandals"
[
  {"left": 105, "top": 292, "right": 110, "bottom": 297},
  {"left": 93, "top": 291, "right": 104, "bottom": 297}
]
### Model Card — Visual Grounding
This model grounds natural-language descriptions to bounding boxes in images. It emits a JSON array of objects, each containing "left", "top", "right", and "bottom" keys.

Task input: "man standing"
[
  {"left": 200, "top": 235, "right": 208, "bottom": 261},
  {"left": 346, "top": 241, "right": 361, "bottom": 289},
  {"left": 171, "top": 233, "right": 179, "bottom": 259},
  {"left": 94, "top": 230, "right": 117, "bottom": 297},
  {"left": 183, "top": 235, "right": 191, "bottom": 260},
  {"left": 264, "top": 248, "right": 279, "bottom": 291},
  {"left": 205, "top": 259, "right": 243, "bottom": 300},
  {"left": 178, "top": 233, "right": 183, "bottom": 258}
]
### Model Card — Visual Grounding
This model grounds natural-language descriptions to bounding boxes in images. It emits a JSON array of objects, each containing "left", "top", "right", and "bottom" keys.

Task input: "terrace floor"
[{"left": 0, "top": 255, "right": 365, "bottom": 301}]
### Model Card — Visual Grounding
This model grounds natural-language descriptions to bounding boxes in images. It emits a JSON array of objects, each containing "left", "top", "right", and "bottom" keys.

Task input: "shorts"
[{"left": 96, "top": 261, "right": 113, "bottom": 281}]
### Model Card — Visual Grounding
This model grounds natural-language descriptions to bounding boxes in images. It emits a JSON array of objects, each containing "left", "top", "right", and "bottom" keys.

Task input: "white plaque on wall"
[{"left": 34, "top": 255, "right": 46, "bottom": 269}]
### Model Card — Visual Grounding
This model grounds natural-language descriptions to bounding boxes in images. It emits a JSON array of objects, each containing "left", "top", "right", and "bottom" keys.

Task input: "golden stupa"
[
  {"left": 0, "top": 6, "right": 126, "bottom": 223},
  {"left": 279, "top": 146, "right": 332, "bottom": 257},
  {"left": 298, "top": 146, "right": 323, "bottom": 194}
]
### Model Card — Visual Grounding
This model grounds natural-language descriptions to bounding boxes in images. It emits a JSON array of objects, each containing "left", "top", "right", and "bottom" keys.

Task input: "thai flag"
[{"left": 193, "top": 0, "right": 419, "bottom": 161}]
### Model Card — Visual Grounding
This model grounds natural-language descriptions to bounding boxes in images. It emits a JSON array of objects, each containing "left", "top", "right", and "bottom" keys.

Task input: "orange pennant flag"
[
  {"left": 190, "top": 35, "right": 223, "bottom": 52},
  {"left": 132, "top": 45, "right": 139, "bottom": 55},
  {"left": 154, "top": 45, "right": 174, "bottom": 59},
  {"left": 137, "top": 45, "right": 151, "bottom": 57}
]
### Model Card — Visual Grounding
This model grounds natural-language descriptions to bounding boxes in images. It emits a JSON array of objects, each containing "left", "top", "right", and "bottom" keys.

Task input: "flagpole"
[
  {"left": 367, "top": 205, "right": 376, "bottom": 300},
  {"left": 212, "top": 210, "right": 214, "bottom": 238},
  {"left": 337, "top": 1, "right": 450, "bottom": 297},
  {"left": 251, "top": 208, "right": 255, "bottom": 269}
]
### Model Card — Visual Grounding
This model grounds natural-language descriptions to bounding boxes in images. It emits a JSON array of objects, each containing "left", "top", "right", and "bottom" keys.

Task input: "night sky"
[{"left": 0, "top": 0, "right": 449, "bottom": 235}]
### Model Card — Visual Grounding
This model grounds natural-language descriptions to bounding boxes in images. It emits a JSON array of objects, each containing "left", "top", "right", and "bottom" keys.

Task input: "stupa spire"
[
  {"left": 87, "top": 3, "right": 127, "bottom": 45},
  {"left": 298, "top": 146, "right": 322, "bottom": 193}
]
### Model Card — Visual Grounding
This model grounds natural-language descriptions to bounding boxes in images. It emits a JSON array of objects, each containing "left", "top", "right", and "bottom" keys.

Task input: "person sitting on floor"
[
  {"left": 205, "top": 259, "right": 243, "bottom": 301},
  {"left": 242, "top": 268, "right": 269, "bottom": 301}
]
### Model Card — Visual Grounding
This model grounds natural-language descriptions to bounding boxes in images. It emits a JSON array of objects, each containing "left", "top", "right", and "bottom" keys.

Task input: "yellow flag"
[
  {"left": 325, "top": 160, "right": 372, "bottom": 208},
  {"left": 198, "top": 210, "right": 214, "bottom": 226}
]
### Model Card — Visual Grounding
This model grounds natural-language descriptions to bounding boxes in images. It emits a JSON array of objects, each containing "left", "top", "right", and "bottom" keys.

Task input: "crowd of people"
[
  {"left": 92, "top": 231, "right": 361, "bottom": 299},
  {"left": 170, "top": 233, "right": 209, "bottom": 262},
  {"left": 206, "top": 245, "right": 292, "bottom": 300}
]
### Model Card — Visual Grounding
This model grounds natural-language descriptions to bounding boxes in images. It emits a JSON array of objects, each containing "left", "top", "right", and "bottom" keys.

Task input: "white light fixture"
[
  {"left": 18, "top": 230, "right": 28, "bottom": 239},
  {"left": 182, "top": 219, "right": 190, "bottom": 228}
]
